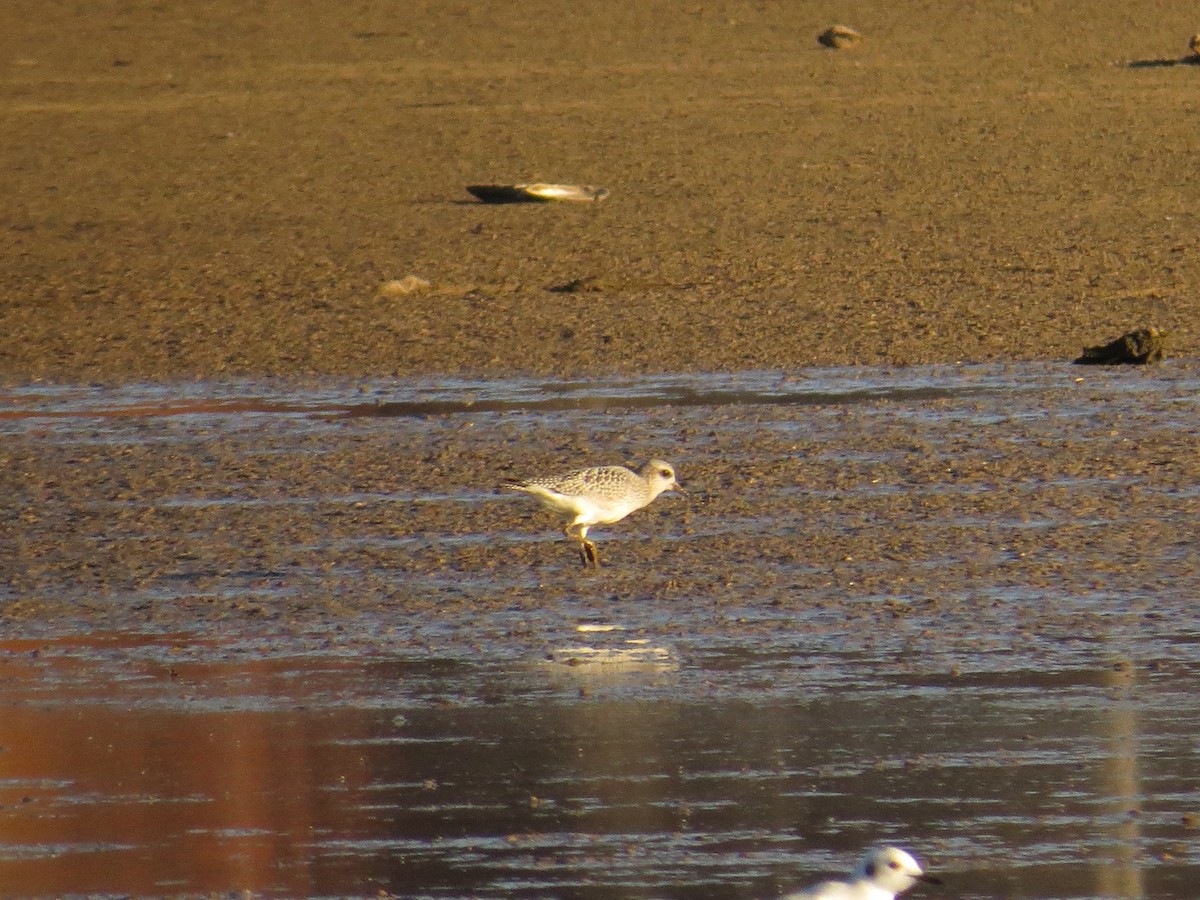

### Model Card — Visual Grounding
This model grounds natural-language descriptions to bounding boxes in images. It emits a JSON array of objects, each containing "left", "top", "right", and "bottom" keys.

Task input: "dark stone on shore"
[{"left": 1074, "top": 327, "right": 1166, "bottom": 365}]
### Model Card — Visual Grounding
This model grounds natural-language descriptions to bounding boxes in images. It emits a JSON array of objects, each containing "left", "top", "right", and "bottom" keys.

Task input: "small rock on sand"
[{"left": 378, "top": 276, "right": 431, "bottom": 297}]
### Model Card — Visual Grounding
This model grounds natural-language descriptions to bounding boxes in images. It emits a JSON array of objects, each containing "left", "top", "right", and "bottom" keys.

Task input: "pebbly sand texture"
[
  {"left": 2, "top": 0, "right": 1199, "bottom": 383},
  {"left": 3, "top": 364, "right": 1198, "bottom": 637},
  {"left": 3, "top": 2, "right": 1199, "bottom": 638}
]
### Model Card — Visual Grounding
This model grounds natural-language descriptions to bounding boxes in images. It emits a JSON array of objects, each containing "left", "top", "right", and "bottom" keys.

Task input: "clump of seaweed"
[{"left": 1074, "top": 326, "right": 1166, "bottom": 365}]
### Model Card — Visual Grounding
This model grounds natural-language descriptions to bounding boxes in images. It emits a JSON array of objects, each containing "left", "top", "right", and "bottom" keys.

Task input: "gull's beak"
[{"left": 919, "top": 874, "right": 943, "bottom": 886}]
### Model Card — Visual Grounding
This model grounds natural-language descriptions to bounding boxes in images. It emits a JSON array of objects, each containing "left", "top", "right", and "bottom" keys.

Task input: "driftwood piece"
[{"left": 466, "top": 183, "right": 609, "bottom": 204}]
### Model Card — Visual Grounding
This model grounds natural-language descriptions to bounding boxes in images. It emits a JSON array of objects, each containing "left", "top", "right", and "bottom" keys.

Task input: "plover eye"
[{"left": 660, "top": 469, "right": 672, "bottom": 478}]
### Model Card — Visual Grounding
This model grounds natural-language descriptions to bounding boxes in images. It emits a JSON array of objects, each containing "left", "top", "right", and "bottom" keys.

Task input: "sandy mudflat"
[
  {"left": 4, "top": 14, "right": 1200, "bottom": 896},
  {"left": 1, "top": 0, "right": 1198, "bottom": 382},
  {"left": 3, "top": 364, "right": 1198, "bottom": 636}
]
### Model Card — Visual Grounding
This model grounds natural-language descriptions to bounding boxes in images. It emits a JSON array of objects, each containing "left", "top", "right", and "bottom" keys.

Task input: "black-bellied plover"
[
  {"left": 781, "top": 847, "right": 940, "bottom": 900},
  {"left": 503, "top": 459, "right": 684, "bottom": 568}
]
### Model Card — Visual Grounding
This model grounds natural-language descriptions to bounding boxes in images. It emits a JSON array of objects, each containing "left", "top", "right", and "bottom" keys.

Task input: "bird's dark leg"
[{"left": 565, "top": 525, "right": 599, "bottom": 569}]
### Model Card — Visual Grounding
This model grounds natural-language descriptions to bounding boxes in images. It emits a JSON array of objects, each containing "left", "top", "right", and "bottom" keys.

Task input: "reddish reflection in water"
[
  {"left": 0, "top": 637, "right": 378, "bottom": 897},
  {"left": 0, "top": 399, "right": 319, "bottom": 421},
  {"left": 1, "top": 708, "right": 360, "bottom": 895},
  {"left": 2, "top": 629, "right": 1200, "bottom": 900}
]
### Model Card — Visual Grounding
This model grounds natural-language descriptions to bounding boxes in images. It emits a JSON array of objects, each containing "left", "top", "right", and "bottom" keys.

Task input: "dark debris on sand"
[{"left": 1074, "top": 327, "right": 1167, "bottom": 365}]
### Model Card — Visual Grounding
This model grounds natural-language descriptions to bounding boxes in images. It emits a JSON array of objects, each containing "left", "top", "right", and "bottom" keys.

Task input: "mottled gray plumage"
[{"left": 503, "top": 459, "right": 684, "bottom": 567}]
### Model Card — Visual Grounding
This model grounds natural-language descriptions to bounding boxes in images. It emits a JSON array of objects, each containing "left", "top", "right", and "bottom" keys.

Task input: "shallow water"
[{"left": 2, "top": 363, "right": 1199, "bottom": 898}]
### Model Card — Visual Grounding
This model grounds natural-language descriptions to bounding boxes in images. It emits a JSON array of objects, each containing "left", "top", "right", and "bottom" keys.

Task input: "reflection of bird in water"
[
  {"left": 503, "top": 460, "right": 684, "bottom": 568},
  {"left": 781, "top": 847, "right": 941, "bottom": 900}
]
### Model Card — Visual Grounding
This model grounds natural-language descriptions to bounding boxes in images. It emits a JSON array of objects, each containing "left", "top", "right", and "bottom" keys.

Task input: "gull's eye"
[{"left": 887, "top": 861, "right": 901, "bottom": 870}]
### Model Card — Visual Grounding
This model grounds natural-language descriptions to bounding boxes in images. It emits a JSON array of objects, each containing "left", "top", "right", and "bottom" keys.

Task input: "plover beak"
[{"left": 673, "top": 482, "right": 687, "bottom": 496}]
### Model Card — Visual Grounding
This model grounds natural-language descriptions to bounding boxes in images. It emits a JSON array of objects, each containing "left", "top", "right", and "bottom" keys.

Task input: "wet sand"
[
  {"left": 4, "top": 366, "right": 1198, "bottom": 638},
  {"left": 5, "top": 10, "right": 1200, "bottom": 892},
  {"left": 3, "top": 0, "right": 1199, "bottom": 382},
  {"left": 4, "top": 367, "right": 1200, "bottom": 897}
]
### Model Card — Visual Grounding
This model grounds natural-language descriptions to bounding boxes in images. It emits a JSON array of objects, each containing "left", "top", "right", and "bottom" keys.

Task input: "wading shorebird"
[
  {"left": 781, "top": 847, "right": 941, "bottom": 900},
  {"left": 503, "top": 459, "right": 684, "bottom": 568}
]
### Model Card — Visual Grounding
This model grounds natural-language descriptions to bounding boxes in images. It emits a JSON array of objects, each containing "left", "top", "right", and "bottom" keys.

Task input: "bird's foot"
[{"left": 578, "top": 540, "right": 599, "bottom": 569}]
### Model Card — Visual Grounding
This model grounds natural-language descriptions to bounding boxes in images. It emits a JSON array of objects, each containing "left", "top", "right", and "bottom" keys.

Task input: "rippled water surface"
[{"left": 1, "top": 364, "right": 1198, "bottom": 899}]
